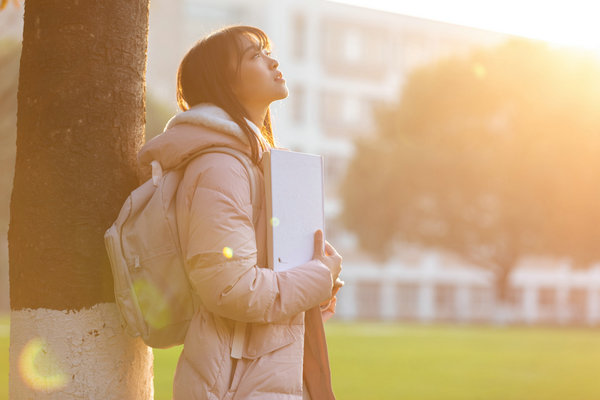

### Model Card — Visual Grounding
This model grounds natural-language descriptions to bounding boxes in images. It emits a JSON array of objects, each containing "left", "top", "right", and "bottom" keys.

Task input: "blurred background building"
[
  {"left": 2, "top": 0, "right": 597, "bottom": 325},
  {"left": 146, "top": 0, "right": 508, "bottom": 232},
  {"left": 336, "top": 252, "right": 600, "bottom": 325},
  {"left": 0, "top": 4, "right": 22, "bottom": 314}
]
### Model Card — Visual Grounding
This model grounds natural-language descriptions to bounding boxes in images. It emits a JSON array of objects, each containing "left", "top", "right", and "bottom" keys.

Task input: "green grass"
[
  {"left": 3, "top": 318, "right": 600, "bottom": 399},
  {"left": 0, "top": 316, "right": 7, "bottom": 400},
  {"left": 326, "top": 322, "right": 600, "bottom": 400},
  {"left": 153, "top": 345, "right": 182, "bottom": 400}
]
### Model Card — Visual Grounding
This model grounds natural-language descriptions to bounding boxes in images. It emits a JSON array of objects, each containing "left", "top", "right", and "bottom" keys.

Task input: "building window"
[
  {"left": 396, "top": 283, "right": 419, "bottom": 319},
  {"left": 341, "top": 96, "right": 362, "bottom": 125},
  {"left": 538, "top": 287, "right": 557, "bottom": 322},
  {"left": 293, "top": 13, "right": 306, "bottom": 60},
  {"left": 568, "top": 288, "right": 587, "bottom": 323},
  {"left": 471, "top": 286, "right": 493, "bottom": 320},
  {"left": 320, "top": 19, "right": 387, "bottom": 80},
  {"left": 320, "top": 90, "right": 341, "bottom": 130},
  {"left": 343, "top": 29, "right": 362, "bottom": 63},
  {"left": 435, "top": 284, "right": 456, "bottom": 320},
  {"left": 290, "top": 85, "right": 305, "bottom": 123},
  {"left": 320, "top": 89, "right": 371, "bottom": 137},
  {"left": 323, "top": 153, "right": 346, "bottom": 196},
  {"left": 356, "top": 281, "right": 381, "bottom": 320},
  {"left": 508, "top": 287, "right": 524, "bottom": 307}
]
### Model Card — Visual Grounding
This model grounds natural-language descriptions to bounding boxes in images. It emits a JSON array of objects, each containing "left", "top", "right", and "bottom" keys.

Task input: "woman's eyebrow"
[{"left": 242, "top": 43, "right": 261, "bottom": 56}]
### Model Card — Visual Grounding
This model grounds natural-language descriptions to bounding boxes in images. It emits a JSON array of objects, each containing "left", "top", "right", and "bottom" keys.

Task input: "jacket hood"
[{"left": 138, "top": 103, "right": 268, "bottom": 171}]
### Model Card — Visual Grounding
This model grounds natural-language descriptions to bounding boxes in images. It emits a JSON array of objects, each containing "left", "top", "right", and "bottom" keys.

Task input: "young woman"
[{"left": 138, "top": 26, "right": 343, "bottom": 399}]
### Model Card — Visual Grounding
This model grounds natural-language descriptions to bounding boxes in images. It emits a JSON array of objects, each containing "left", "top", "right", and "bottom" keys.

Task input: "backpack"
[{"left": 104, "top": 146, "right": 260, "bottom": 348}]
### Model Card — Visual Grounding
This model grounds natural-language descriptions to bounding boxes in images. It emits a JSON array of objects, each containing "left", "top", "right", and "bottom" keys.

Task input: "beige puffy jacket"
[{"left": 138, "top": 104, "right": 336, "bottom": 400}]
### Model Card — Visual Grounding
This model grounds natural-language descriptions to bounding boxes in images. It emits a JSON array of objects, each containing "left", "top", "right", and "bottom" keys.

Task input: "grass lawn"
[
  {"left": 325, "top": 322, "right": 600, "bottom": 400},
  {"left": 3, "top": 317, "right": 600, "bottom": 399},
  {"left": 0, "top": 316, "right": 7, "bottom": 400}
]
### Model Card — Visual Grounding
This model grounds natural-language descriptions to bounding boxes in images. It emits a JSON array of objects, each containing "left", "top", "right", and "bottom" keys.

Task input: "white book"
[{"left": 262, "top": 149, "right": 325, "bottom": 271}]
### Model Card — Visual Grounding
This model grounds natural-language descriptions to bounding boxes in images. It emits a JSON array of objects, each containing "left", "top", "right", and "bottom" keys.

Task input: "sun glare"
[
  {"left": 223, "top": 246, "right": 233, "bottom": 259},
  {"left": 332, "top": 0, "right": 600, "bottom": 55},
  {"left": 19, "top": 338, "right": 68, "bottom": 392}
]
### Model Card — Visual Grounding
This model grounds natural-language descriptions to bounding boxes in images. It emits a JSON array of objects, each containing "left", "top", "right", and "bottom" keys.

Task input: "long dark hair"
[{"left": 176, "top": 26, "right": 276, "bottom": 163}]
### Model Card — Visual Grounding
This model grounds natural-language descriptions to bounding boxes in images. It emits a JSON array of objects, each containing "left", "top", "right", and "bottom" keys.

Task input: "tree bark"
[{"left": 9, "top": 0, "right": 152, "bottom": 398}]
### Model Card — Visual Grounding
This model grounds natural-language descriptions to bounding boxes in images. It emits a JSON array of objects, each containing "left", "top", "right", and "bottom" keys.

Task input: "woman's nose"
[{"left": 269, "top": 56, "right": 279, "bottom": 69}]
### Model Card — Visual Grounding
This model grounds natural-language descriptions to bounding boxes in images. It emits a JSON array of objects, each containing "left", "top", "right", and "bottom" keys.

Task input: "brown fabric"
[{"left": 303, "top": 306, "right": 336, "bottom": 400}]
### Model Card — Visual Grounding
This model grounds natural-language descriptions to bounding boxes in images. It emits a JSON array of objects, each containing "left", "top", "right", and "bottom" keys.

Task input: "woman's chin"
[
  {"left": 265, "top": 86, "right": 289, "bottom": 104},
  {"left": 276, "top": 86, "right": 289, "bottom": 100}
]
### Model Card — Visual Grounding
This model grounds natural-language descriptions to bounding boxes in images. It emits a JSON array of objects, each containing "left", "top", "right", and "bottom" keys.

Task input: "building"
[
  {"left": 148, "top": 0, "right": 564, "bottom": 325},
  {"left": 337, "top": 254, "right": 600, "bottom": 326},
  {"left": 146, "top": 0, "right": 511, "bottom": 229},
  {"left": 0, "top": 3, "right": 23, "bottom": 40},
  {"left": 8, "top": 1, "right": 581, "bottom": 325}
]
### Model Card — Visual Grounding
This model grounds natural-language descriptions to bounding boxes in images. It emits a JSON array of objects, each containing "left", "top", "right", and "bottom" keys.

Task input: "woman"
[{"left": 138, "top": 26, "right": 343, "bottom": 399}]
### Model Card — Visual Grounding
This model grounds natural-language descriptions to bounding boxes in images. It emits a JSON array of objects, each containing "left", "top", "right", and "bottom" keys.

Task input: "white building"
[
  {"left": 7, "top": 1, "right": 586, "bottom": 325},
  {"left": 147, "top": 0, "right": 511, "bottom": 227},
  {"left": 150, "top": 0, "right": 592, "bottom": 326},
  {"left": 337, "top": 254, "right": 600, "bottom": 326}
]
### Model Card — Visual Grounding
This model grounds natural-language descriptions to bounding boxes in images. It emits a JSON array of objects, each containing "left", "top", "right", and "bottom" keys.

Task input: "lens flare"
[
  {"left": 473, "top": 62, "right": 487, "bottom": 79},
  {"left": 132, "top": 279, "right": 171, "bottom": 329},
  {"left": 270, "top": 217, "right": 280, "bottom": 227},
  {"left": 18, "top": 338, "right": 68, "bottom": 392},
  {"left": 223, "top": 246, "right": 233, "bottom": 259}
]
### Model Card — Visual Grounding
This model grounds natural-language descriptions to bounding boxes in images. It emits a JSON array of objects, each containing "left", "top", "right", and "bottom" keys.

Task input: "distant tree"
[
  {"left": 341, "top": 39, "right": 600, "bottom": 302},
  {"left": 8, "top": 1, "right": 152, "bottom": 397}
]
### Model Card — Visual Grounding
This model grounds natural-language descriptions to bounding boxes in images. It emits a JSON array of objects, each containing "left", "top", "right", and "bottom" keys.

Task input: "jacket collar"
[
  {"left": 138, "top": 103, "right": 270, "bottom": 171},
  {"left": 164, "top": 103, "right": 250, "bottom": 145}
]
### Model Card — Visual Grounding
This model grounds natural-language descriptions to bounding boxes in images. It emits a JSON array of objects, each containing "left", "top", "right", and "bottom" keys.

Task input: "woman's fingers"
[
  {"left": 321, "top": 296, "right": 337, "bottom": 323},
  {"left": 332, "top": 284, "right": 342, "bottom": 297},
  {"left": 313, "top": 231, "right": 343, "bottom": 283},
  {"left": 313, "top": 229, "right": 324, "bottom": 258},
  {"left": 324, "top": 240, "right": 341, "bottom": 260}
]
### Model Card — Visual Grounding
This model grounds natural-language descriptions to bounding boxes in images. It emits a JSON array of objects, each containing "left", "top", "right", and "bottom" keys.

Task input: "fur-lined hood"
[{"left": 138, "top": 103, "right": 269, "bottom": 171}]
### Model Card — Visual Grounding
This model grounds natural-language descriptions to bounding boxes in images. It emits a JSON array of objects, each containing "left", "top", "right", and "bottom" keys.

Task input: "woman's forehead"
[
  {"left": 239, "top": 35, "right": 259, "bottom": 52},
  {"left": 240, "top": 33, "right": 268, "bottom": 52},
  {"left": 241, "top": 30, "right": 270, "bottom": 49}
]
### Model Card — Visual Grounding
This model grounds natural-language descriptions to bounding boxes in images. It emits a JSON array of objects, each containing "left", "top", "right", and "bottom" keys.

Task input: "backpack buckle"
[{"left": 151, "top": 160, "right": 163, "bottom": 186}]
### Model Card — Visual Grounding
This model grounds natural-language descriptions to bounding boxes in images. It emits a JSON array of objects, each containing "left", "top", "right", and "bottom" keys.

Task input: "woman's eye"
[{"left": 251, "top": 49, "right": 271, "bottom": 59}]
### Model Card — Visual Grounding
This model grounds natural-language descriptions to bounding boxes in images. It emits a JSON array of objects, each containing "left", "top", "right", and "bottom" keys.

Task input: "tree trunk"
[
  {"left": 8, "top": 1, "right": 152, "bottom": 398},
  {"left": 492, "top": 254, "right": 518, "bottom": 325}
]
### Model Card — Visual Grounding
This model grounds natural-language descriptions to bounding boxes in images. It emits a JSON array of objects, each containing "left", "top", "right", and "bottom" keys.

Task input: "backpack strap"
[
  {"left": 152, "top": 147, "right": 261, "bottom": 227},
  {"left": 154, "top": 147, "right": 261, "bottom": 360}
]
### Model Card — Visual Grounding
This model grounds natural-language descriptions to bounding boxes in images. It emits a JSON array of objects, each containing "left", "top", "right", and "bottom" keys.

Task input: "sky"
[{"left": 332, "top": 0, "right": 600, "bottom": 54}]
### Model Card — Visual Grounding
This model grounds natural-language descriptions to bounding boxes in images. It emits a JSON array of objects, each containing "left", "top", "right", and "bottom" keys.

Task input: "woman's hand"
[
  {"left": 320, "top": 278, "right": 344, "bottom": 322},
  {"left": 313, "top": 230, "right": 342, "bottom": 284}
]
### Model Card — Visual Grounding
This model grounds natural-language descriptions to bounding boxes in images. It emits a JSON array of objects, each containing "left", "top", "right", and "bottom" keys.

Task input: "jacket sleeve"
[{"left": 182, "top": 153, "right": 333, "bottom": 323}]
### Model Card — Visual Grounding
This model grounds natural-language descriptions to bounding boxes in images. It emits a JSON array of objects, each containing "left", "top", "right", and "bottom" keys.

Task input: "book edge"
[{"left": 262, "top": 151, "right": 275, "bottom": 270}]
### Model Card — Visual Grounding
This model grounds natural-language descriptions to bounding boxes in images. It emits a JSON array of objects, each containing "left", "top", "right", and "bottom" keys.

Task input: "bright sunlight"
[{"left": 332, "top": 0, "right": 600, "bottom": 54}]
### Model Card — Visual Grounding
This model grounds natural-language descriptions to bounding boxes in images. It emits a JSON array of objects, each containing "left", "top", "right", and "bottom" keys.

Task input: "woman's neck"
[{"left": 244, "top": 105, "right": 267, "bottom": 129}]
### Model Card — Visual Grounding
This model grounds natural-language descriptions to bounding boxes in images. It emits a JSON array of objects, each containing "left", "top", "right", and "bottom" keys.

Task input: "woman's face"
[{"left": 231, "top": 35, "right": 288, "bottom": 111}]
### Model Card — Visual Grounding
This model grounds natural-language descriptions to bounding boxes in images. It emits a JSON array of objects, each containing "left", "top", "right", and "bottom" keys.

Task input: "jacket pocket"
[{"left": 242, "top": 320, "right": 304, "bottom": 360}]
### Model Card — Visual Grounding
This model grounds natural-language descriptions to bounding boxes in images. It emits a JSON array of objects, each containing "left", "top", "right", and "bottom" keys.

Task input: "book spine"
[{"left": 262, "top": 151, "right": 275, "bottom": 270}]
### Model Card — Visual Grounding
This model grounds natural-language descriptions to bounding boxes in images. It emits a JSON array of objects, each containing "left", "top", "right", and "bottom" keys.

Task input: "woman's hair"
[{"left": 176, "top": 25, "right": 276, "bottom": 163}]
